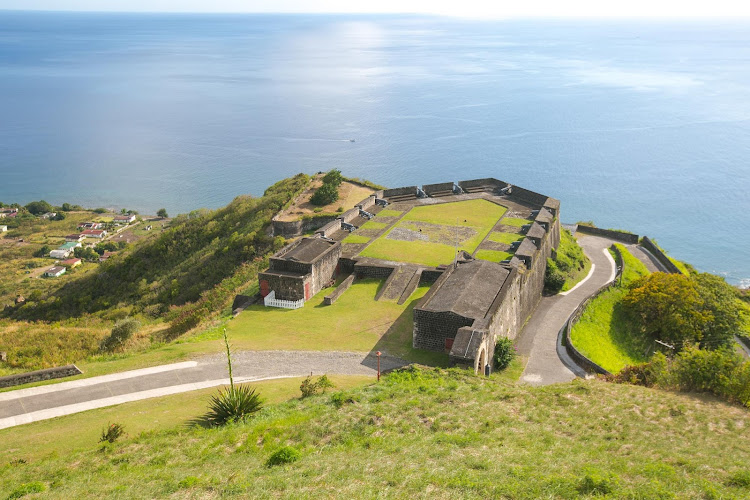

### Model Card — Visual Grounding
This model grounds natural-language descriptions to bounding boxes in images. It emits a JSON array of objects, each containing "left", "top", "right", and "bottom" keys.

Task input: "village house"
[
  {"left": 0, "top": 208, "right": 18, "bottom": 218},
  {"left": 59, "top": 258, "right": 82, "bottom": 269},
  {"left": 78, "top": 222, "right": 104, "bottom": 230},
  {"left": 81, "top": 229, "right": 107, "bottom": 239},
  {"left": 40, "top": 212, "right": 57, "bottom": 219},
  {"left": 44, "top": 266, "right": 66, "bottom": 278},
  {"left": 65, "top": 233, "right": 85, "bottom": 242},
  {"left": 0, "top": 225, "right": 7, "bottom": 233},
  {"left": 114, "top": 214, "right": 136, "bottom": 224},
  {"left": 50, "top": 249, "right": 72, "bottom": 259},
  {"left": 99, "top": 251, "right": 115, "bottom": 262}
]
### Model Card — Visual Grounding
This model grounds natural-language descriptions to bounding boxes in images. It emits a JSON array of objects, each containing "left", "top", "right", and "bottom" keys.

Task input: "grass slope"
[
  {"left": 570, "top": 244, "right": 651, "bottom": 373},
  {"left": 225, "top": 279, "right": 446, "bottom": 366},
  {"left": 3, "top": 367, "right": 749, "bottom": 499}
]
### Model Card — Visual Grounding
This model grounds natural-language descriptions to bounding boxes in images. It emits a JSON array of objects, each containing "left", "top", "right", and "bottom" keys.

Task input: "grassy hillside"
[
  {"left": 2, "top": 367, "right": 750, "bottom": 499},
  {"left": 6, "top": 175, "right": 308, "bottom": 323}
]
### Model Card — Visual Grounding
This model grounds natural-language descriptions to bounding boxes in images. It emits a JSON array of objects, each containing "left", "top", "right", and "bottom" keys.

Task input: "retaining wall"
[
  {"left": 575, "top": 225, "right": 639, "bottom": 244},
  {"left": 324, "top": 274, "right": 356, "bottom": 305},
  {"left": 458, "top": 178, "right": 508, "bottom": 192},
  {"left": 271, "top": 215, "right": 338, "bottom": 238},
  {"left": 640, "top": 236, "right": 683, "bottom": 274},
  {"left": 338, "top": 208, "right": 361, "bottom": 225},
  {"left": 382, "top": 186, "right": 417, "bottom": 198},
  {"left": 0, "top": 364, "right": 82, "bottom": 389},
  {"left": 315, "top": 219, "right": 341, "bottom": 238},
  {"left": 422, "top": 182, "right": 455, "bottom": 196},
  {"left": 509, "top": 185, "right": 549, "bottom": 206}
]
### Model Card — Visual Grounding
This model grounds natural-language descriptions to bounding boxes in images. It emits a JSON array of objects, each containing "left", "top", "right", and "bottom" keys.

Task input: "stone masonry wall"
[
  {"left": 422, "top": 182, "right": 455, "bottom": 196},
  {"left": 258, "top": 272, "right": 307, "bottom": 301},
  {"left": 309, "top": 243, "right": 342, "bottom": 297},
  {"left": 413, "top": 309, "right": 474, "bottom": 351},
  {"left": 383, "top": 186, "right": 417, "bottom": 198},
  {"left": 272, "top": 216, "right": 338, "bottom": 238},
  {"left": 0, "top": 365, "right": 82, "bottom": 389}
]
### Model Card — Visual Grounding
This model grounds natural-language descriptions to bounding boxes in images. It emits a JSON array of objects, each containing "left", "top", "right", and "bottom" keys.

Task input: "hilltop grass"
[
  {"left": 0, "top": 375, "right": 371, "bottom": 463},
  {"left": 570, "top": 244, "right": 651, "bottom": 373},
  {"left": 360, "top": 221, "right": 387, "bottom": 231},
  {"left": 341, "top": 234, "right": 370, "bottom": 244},
  {"left": 475, "top": 249, "right": 514, "bottom": 262},
  {"left": 501, "top": 217, "right": 533, "bottom": 227},
  {"left": 2, "top": 367, "right": 750, "bottom": 499},
  {"left": 487, "top": 231, "right": 524, "bottom": 245},
  {"left": 558, "top": 230, "right": 592, "bottom": 292},
  {"left": 361, "top": 200, "right": 507, "bottom": 266},
  {"left": 225, "top": 279, "right": 447, "bottom": 366}
]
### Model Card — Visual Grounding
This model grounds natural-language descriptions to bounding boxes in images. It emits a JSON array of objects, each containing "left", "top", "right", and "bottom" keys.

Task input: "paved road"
[
  {"left": 516, "top": 234, "right": 617, "bottom": 386},
  {"left": 0, "top": 351, "right": 406, "bottom": 430}
]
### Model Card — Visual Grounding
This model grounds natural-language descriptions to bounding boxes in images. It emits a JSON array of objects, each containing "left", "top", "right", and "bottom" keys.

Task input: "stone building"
[{"left": 258, "top": 237, "right": 341, "bottom": 302}]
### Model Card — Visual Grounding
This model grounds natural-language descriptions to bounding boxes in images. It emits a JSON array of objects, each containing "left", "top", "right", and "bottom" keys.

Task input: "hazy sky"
[{"left": 3, "top": 0, "right": 750, "bottom": 18}]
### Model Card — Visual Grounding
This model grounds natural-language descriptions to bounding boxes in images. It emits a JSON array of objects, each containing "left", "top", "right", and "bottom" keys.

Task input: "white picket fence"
[{"left": 263, "top": 290, "right": 304, "bottom": 310}]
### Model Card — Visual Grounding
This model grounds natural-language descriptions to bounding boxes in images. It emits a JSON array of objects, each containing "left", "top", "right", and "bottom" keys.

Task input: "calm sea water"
[{"left": 0, "top": 12, "right": 748, "bottom": 286}]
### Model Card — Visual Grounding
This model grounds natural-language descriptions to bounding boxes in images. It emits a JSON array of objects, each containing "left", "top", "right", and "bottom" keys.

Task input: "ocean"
[{"left": 0, "top": 12, "right": 748, "bottom": 286}]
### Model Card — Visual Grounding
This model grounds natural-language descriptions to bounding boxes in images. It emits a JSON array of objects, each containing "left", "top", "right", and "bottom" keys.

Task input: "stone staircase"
[{"left": 378, "top": 266, "right": 422, "bottom": 302}]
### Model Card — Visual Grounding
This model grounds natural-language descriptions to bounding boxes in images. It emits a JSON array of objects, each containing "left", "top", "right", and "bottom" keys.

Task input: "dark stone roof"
[
  {"left": 515, "top": 238, "right": 538, "bottom": 258},
  {"left": 421, "top": 260, "right": 510, "bottom": 320},
  {"left": 282, "top": 238, "right": 336, "bottom": 263},
  {"left": 543, "top": 197, "right": 560, "bottom": 210},
  {"left": 525, "top": 222, "right": 546, "bottom": 239},
  {"left": 535, "top": 207, "right": 554, "bottom": 223}
]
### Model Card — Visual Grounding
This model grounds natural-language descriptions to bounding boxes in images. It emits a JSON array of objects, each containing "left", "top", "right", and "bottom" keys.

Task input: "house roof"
[
  {"left": 46, "top": 266, "right": 65, "bottom": 274},
  {"left": 60, "top": 258, "right": 81, "bottom": 265},
  {"left": 420, "top": 260, "right": 510, "bottom": 320},
  {"left": 65, "top": 234, "right": 82, "bottom": 239},
  {"left": 81, "top": 229, "right": 105, "bottom": 235},
  {"left": 281, "top": 238, "right": 336, "bottom": 263}
]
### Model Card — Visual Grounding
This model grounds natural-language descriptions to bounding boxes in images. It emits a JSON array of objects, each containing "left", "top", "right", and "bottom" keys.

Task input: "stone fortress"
[{"left": 259, "top": 178, "right": 560, "bottom": 374}]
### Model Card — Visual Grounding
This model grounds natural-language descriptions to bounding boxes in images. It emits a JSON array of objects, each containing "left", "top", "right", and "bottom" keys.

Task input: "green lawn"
[
  {"left": 475, "top": 249, "right": 514, "bottom": 263},
  {"left": 488, "top": 232, "right": 525, "bottom": 245},
  {"left": 360, "top": 200, "right": 508, "bottom": 267},
  {"left": 501, "top": 217, "right": 533, "bottom": 227},
  {"left": 4, "top": 368, "right": 750, "bottom": 499},
  {"left": 570, "top": 245, "right": 652, "bottom": 373},
  {"left": 360, "top": 221, "right": 387, "bottom": 230},
  {"left": 225, "top": 279, "right": 447, "bottom": 366},
  {"left": 376, "top": 209, "right": 402, "bottom": 217},
  {"left": 342, "top": 234, "right": 370, "bottom": 244},
  {"left": 0, "top": 375, "right": 372, "bottom": 463}
]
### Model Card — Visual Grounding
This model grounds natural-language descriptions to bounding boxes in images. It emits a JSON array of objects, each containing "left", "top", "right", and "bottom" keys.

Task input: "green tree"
[
  {"left": 693, "top": 273, "right": 742, "bottom": 349},
  {"left": 322, "top": 169, "right": 343, "bottom": 187},
  {"left": 310, "top": 182, "right": 339, "bottom": 206},
  {"left": 623, "top": 272, "right": 709, "bottom": 349},
  {"left": 24, "top": 200, "right": 53, "bottom": 215},
  {"left": 157, "top": 208, "right": 168, "bottom": 218},
  {"left": 33, "top": 245, "right": 50, "bottom": 258}
]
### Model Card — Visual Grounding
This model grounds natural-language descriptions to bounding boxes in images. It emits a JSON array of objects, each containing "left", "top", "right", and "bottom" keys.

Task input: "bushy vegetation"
[
  {"left": 299, "top": 374, "right": 334, "bottom": 398},
  {"left": 99, "top": 423, "right": 125, "bottom": 444},
  {"left": 100, "top": 318, "right": 140, "bottom": 351},
  {"left": 623, "top": 272, "right": 741, "bottom": 351},
  {"left": 544, "top": 229, "right": 590, "bottom": 294},
  {"left": 612, "top": 347, "right": 750, "bottom": 408},
  {"left": 23, "top": 199, "right": 54, "bottom": 215},
  {"left": 6, "top": 174, "right": 308, "bottom": 324},
  {"left": 266, "top": 446, "right": 301, "bottom": 467},
  {"left": 493, "top": 337, "right": 516, "bottom": 370},
  {"left": 310, "top": 169, "right": 342, "bottom": 206}
]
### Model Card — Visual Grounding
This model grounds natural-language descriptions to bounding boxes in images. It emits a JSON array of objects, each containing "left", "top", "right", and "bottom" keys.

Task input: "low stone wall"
[
  {"left": 272, "top": 215, "right": 338, "bottom": 238},
  {"left": 355, "top": 195, "right": 376, "bottom": 212},
  {"left": 419, "top": 269, "right": 444, "bottom": 285},
  {"left": 0, "top": 364, "right": 82, "bottom": 389},
  {"left": 382, "top": 186, "right": 417, "bottom": 198},
  {"left": 458, "top": 178, "right": 507, "bottom": 192},
  {"left": 324, "top": 274, "right": 356, "bottom": 305},
  {"left": 575, "top": 225, "right": 639, "bottom": 244},
  {"left": 338, "top": 208, "right": 361, "bottom": 225},
  {"left": 354, "top": 263, "right": 396, "bottom": 280},
  {"left": 640, "top": 236, "right": 682, "bottom": 274},
  {"left": 560, "top": 244, "right": 625, "bottom": 377},
  {"left": 508, "top": 185, "right": 548, "bottom": 206},
  {"left": 422, "top": 182, "right": 454, "bottom": 196},
  {"left": 315, "top": 219, "right": 341, "bottom": 238}
]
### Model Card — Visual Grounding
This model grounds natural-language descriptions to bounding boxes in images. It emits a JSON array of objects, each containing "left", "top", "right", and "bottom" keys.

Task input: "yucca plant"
[{"left": 203, "top": 328, "right": 263, "bottom": 426}]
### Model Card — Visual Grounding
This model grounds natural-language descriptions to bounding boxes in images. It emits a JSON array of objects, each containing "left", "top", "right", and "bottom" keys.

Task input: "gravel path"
[{"left": 0, "top": 351, "right": 407, "bottom": 430}]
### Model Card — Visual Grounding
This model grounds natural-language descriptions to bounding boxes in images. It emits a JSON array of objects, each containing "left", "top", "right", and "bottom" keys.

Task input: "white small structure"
[
  {"left": 49, "top": 249, "right": 72, "bottom": 259},
  {"left": 0, "top": 225, "right": 6, "bottom": 232},
  {"left": 114, "top": 214, "right": 136, "bottom": 224},
  {"left": 81, "top": 229, "right": 107, "bottom": 239},
  {"left": 263, "top": 290, "right": 304, "bottom": 310},
  {"left": 44, "top": 266, "right": 66, "bottom": 278},
  {"left": 41, "top": 212, "right": 57, "bottom": 219}
]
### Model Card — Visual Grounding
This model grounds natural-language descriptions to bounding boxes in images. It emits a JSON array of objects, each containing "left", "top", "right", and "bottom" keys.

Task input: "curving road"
[
  {"left": 0, "top": 351, "right": 406, "bottom": 430},
  {"left": 516, "top": 234, "right": 618, "bottom": 386}
]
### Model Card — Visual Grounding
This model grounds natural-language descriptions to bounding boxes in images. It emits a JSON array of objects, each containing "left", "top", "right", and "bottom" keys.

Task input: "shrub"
[
  {"left": 544, "top": 259, "right": 566, "bottom": 294},
  {"left": 493, "top": 337, "right": 516, "bottom": 371},
  {"left": 101, "top": 317, "right": 140, "bottom": 351},
  {"left": 266, "top": 446, "right": 301, "bottom": 467},
  {"left": 310, "top": 182, "right": 339, "bottom": 206},
  {"left": 300, "top": 374, "right": 335, "bottom": 398},
  {"left": 33, "top": 245, "right": 50, "bottom": 258},
  {"left": 204, "top": 385, "right": 264, "bottom": 426},
  {"left": 203, "top": 328, "right": 264, "bottom": 426},
  {"left": 99, "top": 423, "right": 125, "bottom": 443},
  {"left": 322, "top": 169, "right": 343, "bottom": 187}
]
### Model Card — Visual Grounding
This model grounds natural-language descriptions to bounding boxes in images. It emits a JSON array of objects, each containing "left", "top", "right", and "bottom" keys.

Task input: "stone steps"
[{"left": 380, "top": 266, "right": 420, "bottom": 301}]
